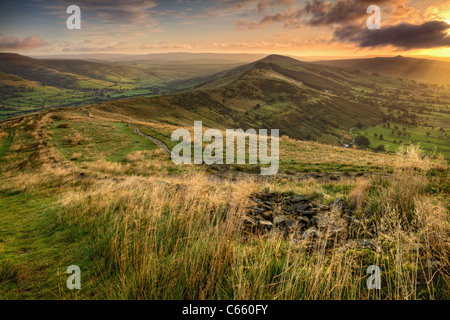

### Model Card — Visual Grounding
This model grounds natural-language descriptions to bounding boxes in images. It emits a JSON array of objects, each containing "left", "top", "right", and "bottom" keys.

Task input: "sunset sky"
[{"left": 1, "top": 0, "right": 450, "bottom": 58}]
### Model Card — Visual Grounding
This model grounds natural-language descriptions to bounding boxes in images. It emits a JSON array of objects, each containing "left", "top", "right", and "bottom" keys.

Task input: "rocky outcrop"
[{"left": 242, "top": 192, "right": 362, "bottom": 247}]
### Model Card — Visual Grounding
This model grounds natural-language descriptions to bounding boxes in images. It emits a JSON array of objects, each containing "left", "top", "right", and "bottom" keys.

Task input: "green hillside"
[
  {"left": 97, "top": 55, "right": 416, "bottom": 144},
  {"left": 0, "top": 53, "right": 246, "bottom": 120},
  {"left": 2, "top": 53, "right": 449, "bottom": 154}
]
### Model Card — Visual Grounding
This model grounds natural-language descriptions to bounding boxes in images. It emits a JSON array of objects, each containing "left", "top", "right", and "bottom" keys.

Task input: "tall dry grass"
[
  {"left": 58, "top": 174, "right": 254, "bottom": 299},
  {"left": 58, "top": 174, "right": 371, "bottom": 299},
  {"left": 53, "top": 144, "right": 448, "bottom": 299},
  {"left": 347, "top": 145, "right": 449, "bottom": 299},
  {"left": 2, "top": 116, "right": 448, "bottom": 300}
]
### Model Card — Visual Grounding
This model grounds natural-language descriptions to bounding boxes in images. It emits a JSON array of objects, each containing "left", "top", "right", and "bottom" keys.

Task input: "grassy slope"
[
  {"left": 0, "top": 108, "right": 448, "bottom": 300},
  {"left": 0, "top": 53, "right": 449, "bottom": 299},
  {"left": 2, "top": 54, "right": 448, "bottom": 156},
  {"left": 95, "top": 55, "right": 391, "bottom": 144},
  {"left": 0, "top": 53, "right": 247, "bottom": 119},
  {"left": 49, "top": 117, "right": 157, "bottom": 163},
  {"left": 0, "top": 191, "right": 101, "bottom": 299}
]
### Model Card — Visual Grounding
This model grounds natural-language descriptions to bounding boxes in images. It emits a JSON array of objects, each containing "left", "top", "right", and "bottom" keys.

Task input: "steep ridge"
[{"left": 98, "top": 55, "right": 388, "bottom": 143}]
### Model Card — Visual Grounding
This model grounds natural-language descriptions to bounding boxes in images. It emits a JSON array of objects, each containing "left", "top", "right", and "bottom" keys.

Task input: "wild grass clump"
[
  {"left": 54, "top": 160, "right": 448, "bottom": 299},
  {"left": 351, "top": 145, "right": 446, "bottom": 224},
  {"left": 57, "top": 174, "right": 372, "bottom": 299},
  {"left": 58, "top": 175, "right": 254, "bottom": 299},
  {"left": 345, "top": 145, "right": 449, "bottom": 299},
  {"left": 63, "top": 133, "right": 91, "bottom": 146}
]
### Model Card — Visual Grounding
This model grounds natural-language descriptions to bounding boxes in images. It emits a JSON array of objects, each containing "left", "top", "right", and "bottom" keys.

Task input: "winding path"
[
  {"left": 349, "top": 127, "right": 357, "bottom": 145},
  {"left": 131, "top": 125, "right": 171, "bottom": 156},
  {"left": 86, "top": 106, "right": 170, "bottom": 156}
]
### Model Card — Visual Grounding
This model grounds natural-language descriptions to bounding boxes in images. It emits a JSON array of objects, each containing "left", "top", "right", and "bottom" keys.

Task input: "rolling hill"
[
  {"left": 2, "top": 53, "right": 448, "bottom": 147},
  {"left": 99, "top": 54, "right": 390, "bottom": 143},
  {"left": 0, "top": 52, "right": 168, "bottom": 89},
  {"left": 0, "top": 52, "right": 248, "bottom": 91},
  {"left": 0, "top": 53, "right": 247, "bottom": 119},
  {"left": 316, "top": 56, "right": 450, "bottom": 85}
]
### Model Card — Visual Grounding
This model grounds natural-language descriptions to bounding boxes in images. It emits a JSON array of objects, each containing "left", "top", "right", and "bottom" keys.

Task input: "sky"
[{"left": 0, "top": 0, "right": 450, "bottom": 58}]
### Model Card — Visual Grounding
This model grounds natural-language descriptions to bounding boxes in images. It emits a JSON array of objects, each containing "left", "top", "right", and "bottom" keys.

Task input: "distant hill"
[
  {"left": 30, "top": 52, "right": 268, "bottom": 63},
  {"left": 4, "top": 53, "right": 443, "bottom": 143},
  {"left": 315, "top": 56, "right": 450, "bottom": 85},
  {"left": 0, "top": 52, "right": 250, "bottom": 90},
  {"left": 0, "top": 52, "right": 156, "bottom": 89}
]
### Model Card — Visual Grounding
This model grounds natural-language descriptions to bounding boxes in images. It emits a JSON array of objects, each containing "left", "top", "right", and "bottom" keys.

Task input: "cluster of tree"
[{"left": 373, "top": 133, "right": 384, "bottom": 140}]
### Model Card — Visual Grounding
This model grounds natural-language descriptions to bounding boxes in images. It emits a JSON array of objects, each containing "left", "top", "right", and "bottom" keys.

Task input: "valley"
[
  {"left": 1, "top": 53, "right": 448, "bottom": 158},
  {"left": 0, "top": 53, "right": 246, "bottom": 120}
]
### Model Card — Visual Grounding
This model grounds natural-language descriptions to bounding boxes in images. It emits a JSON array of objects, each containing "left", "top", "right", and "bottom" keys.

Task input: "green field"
[{"left": 355, "top": 122, "right": 450, "bottom": 158}]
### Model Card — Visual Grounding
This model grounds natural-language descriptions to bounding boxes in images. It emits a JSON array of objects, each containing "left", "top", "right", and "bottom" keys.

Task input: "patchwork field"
[{"left": 355, "top": 122, "right": 450, "bottom": 158}]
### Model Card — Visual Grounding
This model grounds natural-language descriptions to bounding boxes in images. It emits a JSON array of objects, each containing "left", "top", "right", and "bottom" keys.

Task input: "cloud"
[
  {"left": 237, "top": 5, "right": 301, "bottom": 29},
  {"left": 139, "top": 41, "right": 194, "bottom": 50},
  {"left": 0, "top": 35, "right": 47, "bottom": 50},
  {"left": 60, "top": 40, "right": 128, "bottom": 52},
  {"left": 40, "top": 0, "right": 159, "bottom": 24},
  {"left": 202, "top": 0, "right": 294, "bottom": 17},
  {"left": 235, "top": 0, "right": 450, "bottom": 50},
  {"left": 259, "top": 6, "right": 302, "bottom": 28},
  {"left": 334, "top": 20, "right": 450, "bottom": 49},
  {"left": 237, "top": 0, "right": 408, "bottom": 30},
  {"left": 302, "top": 0, "right": 393, "bottom": 26},
  {"left": 256, "top": 0, "right": 296, "bottom": 13}
]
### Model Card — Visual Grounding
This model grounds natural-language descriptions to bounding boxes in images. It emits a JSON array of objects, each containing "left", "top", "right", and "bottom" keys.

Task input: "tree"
[
  {"left": 355, "top": 135, "right": 370, "bottom": 148},
  {"left": 376, "top": 144, "right": 386, "bottom": 152}
]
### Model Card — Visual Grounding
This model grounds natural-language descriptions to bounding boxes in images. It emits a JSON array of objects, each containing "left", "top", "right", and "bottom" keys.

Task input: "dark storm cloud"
[
  {"left": 236, "top": 0, "right": 450, "bottom": 50},
  {"left": 334, "top": 20, "right": 450, "bottom": 49},
  {"left": 303, "top": 0, "right": 393, "bottom": 26},
  {"left": 238, "top": 0, "right": 399, "bottom": 29}
]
